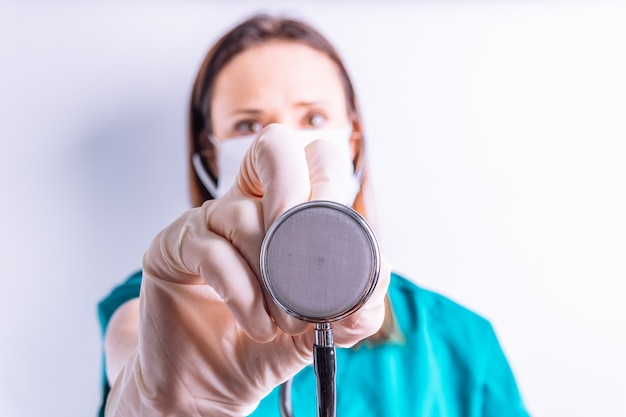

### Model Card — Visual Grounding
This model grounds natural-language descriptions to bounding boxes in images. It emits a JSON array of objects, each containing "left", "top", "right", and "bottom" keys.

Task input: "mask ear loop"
[{"left": 192, "top": 153, "right": 220, "bottom": 199}]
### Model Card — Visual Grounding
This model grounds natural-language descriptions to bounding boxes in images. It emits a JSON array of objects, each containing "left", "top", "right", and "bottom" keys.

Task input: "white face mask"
[{"left": 192, "top": 126, "right": 362, "bottom": 204}]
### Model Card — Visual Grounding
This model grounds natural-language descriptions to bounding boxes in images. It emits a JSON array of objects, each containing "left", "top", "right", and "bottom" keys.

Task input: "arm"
[{"left": 103, "top": 298, "right": 139, "bottom": 386}]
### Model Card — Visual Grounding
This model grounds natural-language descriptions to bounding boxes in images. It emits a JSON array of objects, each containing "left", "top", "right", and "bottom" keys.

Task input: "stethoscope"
[{"left": 260, "top": 200, "right": 381, "bottom": 417}]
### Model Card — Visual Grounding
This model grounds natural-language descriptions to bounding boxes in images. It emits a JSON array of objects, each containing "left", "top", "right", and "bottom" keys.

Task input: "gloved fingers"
[
  {"left": 331, "top": 254, "right": 392, "bottom": 347},
  {"left": 229, "top": 124, "right": 315, "bottom": 335},
  {"left": 203, "top": 197, "right": 264, "bottom": 275},
  {"left": 305, "top": 139, "right": 354, "bottom": 204},
  {"left": 204, "top": 196, "right": 311, "bottom": 335},
  {"left": 237, "top": 123, "right": 311, "bottom": 231},
  {"left": 229, "top": 123, "right": 367, "bottom": 335},
  {"left": 206, "top": 199, "right": 307, "bottom": 334},
  {"left": 143, "top": 202, "right": 278, "bottom": 343},
  {"left": 198, "top": 235, "right": 279, "bottom": 343},
  {"left": 262, "top": 293, "right": 311, "bottom": 335}
]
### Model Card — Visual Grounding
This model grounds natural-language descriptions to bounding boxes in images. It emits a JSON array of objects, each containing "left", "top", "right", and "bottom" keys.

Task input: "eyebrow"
[
  {"left": 227, "top": 108, "right": 263, "bottom": 117},
  {"left": 226, "top": 100, "right": 330, "bottom": 117},
  {"left": 294, "top": 100, "right": 328, "bottom": 108}
]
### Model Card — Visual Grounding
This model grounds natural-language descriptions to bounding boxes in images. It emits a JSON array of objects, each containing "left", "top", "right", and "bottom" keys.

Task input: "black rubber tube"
[{"left": 313, "top": 344, "right": 337, "bottom": 417}]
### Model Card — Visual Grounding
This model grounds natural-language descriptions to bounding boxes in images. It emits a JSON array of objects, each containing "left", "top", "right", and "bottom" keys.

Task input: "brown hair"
[{"left": 187, "top": 14, "right": 397, "bottom": 343}]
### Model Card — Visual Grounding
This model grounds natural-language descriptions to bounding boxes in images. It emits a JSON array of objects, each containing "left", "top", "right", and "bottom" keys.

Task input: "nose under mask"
[{"left": 192, "top": 125, "right": 361, "bottom": 204}]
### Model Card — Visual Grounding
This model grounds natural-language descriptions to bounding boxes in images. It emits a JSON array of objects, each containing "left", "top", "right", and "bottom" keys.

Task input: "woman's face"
[{"left": 210, "top": 40, "right": 352, "bottom": 141}]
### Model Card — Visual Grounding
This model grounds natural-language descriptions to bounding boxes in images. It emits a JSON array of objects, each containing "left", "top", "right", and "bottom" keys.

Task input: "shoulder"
[
  {"left": 388, "top": 272, "right": 498, "bottom": 354},
  {"left": 355, "top": 274, "right": 530, "bottom": 415},
  {"left": 389, "top": 272, "right": 491, "bottom": 326},
  {"left": 386, "top": 273, "right": 524, "bottom": 392}
]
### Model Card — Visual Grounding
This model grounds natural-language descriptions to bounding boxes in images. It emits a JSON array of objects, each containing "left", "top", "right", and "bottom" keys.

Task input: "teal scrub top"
[{"left": 98, "top": 272, "right": 530, "bottom": 417}]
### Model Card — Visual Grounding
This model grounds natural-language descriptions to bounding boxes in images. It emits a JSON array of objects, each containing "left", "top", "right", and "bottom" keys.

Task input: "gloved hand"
[{"left": 105, "top": 124, "right": 391, "bottom": 416}]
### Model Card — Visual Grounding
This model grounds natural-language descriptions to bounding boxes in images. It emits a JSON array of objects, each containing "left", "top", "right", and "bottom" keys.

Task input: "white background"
[{"left": 1, "top": 1, "right": 625, "bottom": 416}]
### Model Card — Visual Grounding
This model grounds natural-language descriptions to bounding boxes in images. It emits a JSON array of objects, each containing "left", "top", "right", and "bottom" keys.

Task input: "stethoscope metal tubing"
[
  {"left": 280, "top": 323, "right": 337, "bottom": 417},
  {"left": 314, "top": 323, "right": 337, "bottom": 417}
]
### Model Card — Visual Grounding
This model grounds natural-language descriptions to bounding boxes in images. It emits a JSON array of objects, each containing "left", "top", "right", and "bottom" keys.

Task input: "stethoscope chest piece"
[
  {"left": 260, "top": 200, "right": 380, "bottom": 322},
  {"left": 260, "top": 200, "right": 381, "bottom": 417}
]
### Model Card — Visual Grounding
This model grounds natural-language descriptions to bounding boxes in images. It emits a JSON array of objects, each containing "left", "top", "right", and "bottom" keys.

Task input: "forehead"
[{"left": 211, "top": 40, "right": 347, "bottom": 110}]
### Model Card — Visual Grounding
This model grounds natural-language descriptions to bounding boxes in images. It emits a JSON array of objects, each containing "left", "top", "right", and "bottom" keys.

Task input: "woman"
[{"left": 98, "top": 13, "right": 530, "bottom": 416}]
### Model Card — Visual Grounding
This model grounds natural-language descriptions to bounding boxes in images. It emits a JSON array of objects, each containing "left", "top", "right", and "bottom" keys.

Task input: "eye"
[
  {"left": 233, "top": 120, "right": 263, "bottom": 135},
  {"left": 305, "top": 112, "right": 327, "bottom": 128}
]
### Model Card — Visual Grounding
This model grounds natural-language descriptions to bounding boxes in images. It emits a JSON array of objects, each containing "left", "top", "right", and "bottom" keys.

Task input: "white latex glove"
[{"left": 105, "top": 124, "right": 391, "bottom": 416}]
